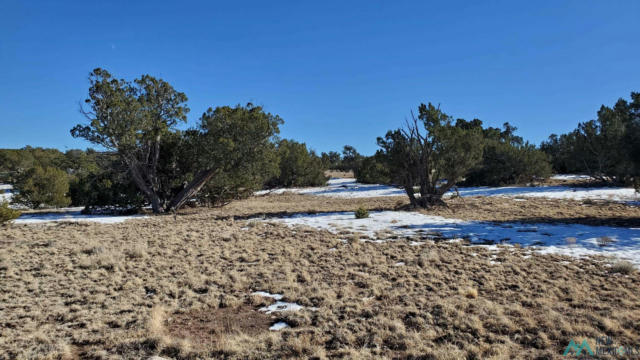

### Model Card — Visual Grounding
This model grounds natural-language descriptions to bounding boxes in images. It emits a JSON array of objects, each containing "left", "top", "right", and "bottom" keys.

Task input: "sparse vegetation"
[
  {"left": 610, "top": 261, "right": 636, "bottom": 274},
  {"left": 1, "top": 211, "right": 639, "bottom": 359},
  {"left": 354, "top": 206, "right": 369, "bottom": 219}
]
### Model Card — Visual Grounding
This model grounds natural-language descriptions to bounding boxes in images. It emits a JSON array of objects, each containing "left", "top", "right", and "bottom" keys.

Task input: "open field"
[{"left": 2, "top": 187, "right": 640, "bottom": 359}]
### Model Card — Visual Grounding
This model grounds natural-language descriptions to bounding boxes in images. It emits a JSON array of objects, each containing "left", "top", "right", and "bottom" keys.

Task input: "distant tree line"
[
  {"left": 540, "top": 92, "right": 640, "bottom": 188},
  {"left": 1, "top": 69, "right": 636, "bottom": 214}
]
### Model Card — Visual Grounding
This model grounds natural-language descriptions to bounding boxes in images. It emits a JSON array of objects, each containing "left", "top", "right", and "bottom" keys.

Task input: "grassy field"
[{"left": 1, "top": 195, "right": 639, "bottom": 359}]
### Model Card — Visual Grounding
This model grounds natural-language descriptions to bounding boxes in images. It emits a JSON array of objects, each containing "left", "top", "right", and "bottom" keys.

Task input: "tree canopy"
[{"left": 71, "top": 69, "right": 282, "bottom": 213}]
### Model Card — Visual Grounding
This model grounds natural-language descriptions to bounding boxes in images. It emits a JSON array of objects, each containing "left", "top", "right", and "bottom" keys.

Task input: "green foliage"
[
  {"left": 191, "top": 104, "right": 282, "bottom": 206},
  {"left": 0, "top": 147, "right": 94, "bottom": 183},
  {"left": 268, "top": 139, "right": 328, "bottom": 187},
  {"left": 0, "top": 202, "right": 20, "bottom": 225},
  {"left": 340, "top": 145, "right": 364, "bottom": 172},
  {"left": 376, "top": 103, "right": 484, "bottom": 207},
  {"left": 320, "top": 151, "right": 342, "bottom": 170},
  {"left": 462, "top": 122, "right": 552, "bottom": 186},
  {"left": 354, "top": 206, "right": 369, "bottom": 219},
  {"left": 541, "top": 92, "right": 640, "bottom": 184},
  {"left": 13, "top": 166, "right": 71, "bottom": 209},
  {"left": 355, "top": 151, "right": 391, "bottom": 184},
  {"left": 68, "top": 154, "right": 144, "bottom": 211},
  {"left": 71, "top": 69, "right": 283, "bottom": 213},
  {"left": 71, "top": 68, "right": 190, "bottom": 213}
]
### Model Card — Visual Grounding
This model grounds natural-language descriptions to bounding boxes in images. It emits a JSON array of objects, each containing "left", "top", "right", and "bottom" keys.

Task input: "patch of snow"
[
  {"left": 251, "top": 291, "right": 284, "bottom": 301},
  {"left": 0, "top": 184, "right": 13, "bottom": 203},
  {"left": 550, "top": 174, "right": 592, "bottom": 181},
  {"left": 269, "top": 321, "right": 290, "bottom": 331},
  {"left": 259, "top": 301, "right": 304, "bottom": 314},
  {"left": 452, "top": 185, "right": 639, "bottom": 203},
  {"left": 255, "top": 178, "right": 640, "bottom": 203},
  {"left": 394, "top": 262, "right": 405, "bottom": 266},
  {"left": 256, "top": 178, "right": 405, "bottom": 198},
  {"left": 14, "top": 209, "right": 147, "bottom": 224},
  {"left": 266, "top": 211, "right": 640, "bottom": 265}
]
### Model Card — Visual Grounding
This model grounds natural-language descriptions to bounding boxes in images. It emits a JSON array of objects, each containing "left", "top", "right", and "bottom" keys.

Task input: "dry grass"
[
  {"left": 1, "top": 210, "right": 639, "bottom": 359},
  {"left": 324, "top": 170, "right": 354, "bottom": 178},
  {"left": 610, "top": 261, "right": 636, "bottom": 274}
]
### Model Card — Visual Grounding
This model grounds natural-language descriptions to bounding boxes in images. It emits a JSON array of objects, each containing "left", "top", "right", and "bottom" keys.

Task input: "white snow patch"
[
  {"left": 255, "top": 178, "right": 640, "bottom": 203},
  {"left": 14, "top": 209, "right": 147, "bottom": 224},
  {"left": 267, "top": 211, "right": 640, "bottom": 265},
  {"left": 269, "top": 321, "right": 290, "bottom": 331},
  {"left": 394, "top": 262, "right": 405, "bottom": 266},
  {"left": 259, "top": 301, "right": 304, "bottom": 314},
  {"left": 551, "top": 174, "right": 592, "bottom": 181},
  {"left": 256, "top": 178, "right": 405, "bottom": 198},
  {"left": 251, "top": 291, "right": 284, "bottom": 301},
  {"left": 0, "top": 184, "right": 13, "bottom": 203}
]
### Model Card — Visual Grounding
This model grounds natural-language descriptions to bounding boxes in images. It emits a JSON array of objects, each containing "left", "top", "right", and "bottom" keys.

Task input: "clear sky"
[{"left": 1, "top": 1, "right": 639, "bottom": 155}]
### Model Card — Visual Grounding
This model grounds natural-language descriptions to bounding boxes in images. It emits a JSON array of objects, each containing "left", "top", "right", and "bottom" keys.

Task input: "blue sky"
[{"left": 1, "top": 0, "right": 639, "bottom": 155}]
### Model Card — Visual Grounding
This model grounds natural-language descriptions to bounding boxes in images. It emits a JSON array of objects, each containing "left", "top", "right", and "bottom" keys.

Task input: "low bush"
[
  {"left": 0, "top": 202, "right": 20, "bottom": 225},
  {"left": 355, "top": 152, "right": 391, "bottom": 184},
  {"left": 355, "top": 206, "right": 369, "bottom": 219},
  {"left": 267, "top": 139, "right": 328, "bottom": 188},
  {"left": 12, "top": 166, "right": 71, "bottom": 209}
]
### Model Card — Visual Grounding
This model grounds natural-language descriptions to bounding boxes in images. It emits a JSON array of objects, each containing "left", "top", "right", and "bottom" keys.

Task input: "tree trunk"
[
  {"left": 165, "top": 168, "right": 218, "bottom": 212},
  {"left": 403, "top": 185, "right": 418, "bottom": 207},
  {"left": 127, "top": 161, "right": 164, "bottom": 213}
]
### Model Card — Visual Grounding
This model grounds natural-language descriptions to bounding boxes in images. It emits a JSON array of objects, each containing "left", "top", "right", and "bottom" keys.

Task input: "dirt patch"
[{"left": 165, "top": 306, "right": 274, "bottom": 347}]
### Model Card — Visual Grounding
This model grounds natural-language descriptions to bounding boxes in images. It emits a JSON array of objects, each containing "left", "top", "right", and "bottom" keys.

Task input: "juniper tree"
[
  {"left": 377, "top": 103, "right": 484, "bottom": 207},
  {"left": 72, "top": 69, "right": 281, "bottom": 213}
]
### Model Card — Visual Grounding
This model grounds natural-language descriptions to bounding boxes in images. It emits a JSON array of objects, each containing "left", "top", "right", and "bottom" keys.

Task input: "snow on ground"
[
  {"left": 259, "top": 301, "right": 304, "bottom": 314},
  {"left": 256, "top": 178, "right": 640, "bottom": 203},
  {"left": 256, "top": 178, "right": 406, "bottom": 198},
  {"left": 267, "top": 211, "right": 640, "bottom": 266},
  {"left": 550, "top": 174, "right": 592, "bottom": 181},
  {"left": 269, "top": 322, "right": 290, "bottom": 331},
  {"left": 14, "top": 209, "right": 147, "bottom": 224},
  {"left": 0, "top": 184, "right": 12, "bottom": 203}
]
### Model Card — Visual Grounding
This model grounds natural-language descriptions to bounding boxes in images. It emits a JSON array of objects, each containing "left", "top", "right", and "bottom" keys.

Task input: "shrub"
[
  {"left": 0, "top": 202, "right": 20, "bottom": 225},
  {"left": 267, "top": 139, "right": 328, "bottom": 188},
  {"left": 461, "top": 122, "right": 552, "bottom": 186},
  {"left": 13, "top": 166, "right": 71, "bottom": 209},
  {"left": 355, "top": 206, "right": 369, "bottom": 219},
  {"left": 610, "top": 261, "right": 636, "bottom": 274},
  {"left": 355, "top": 151, "right": 391, "bottom": 184}
]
